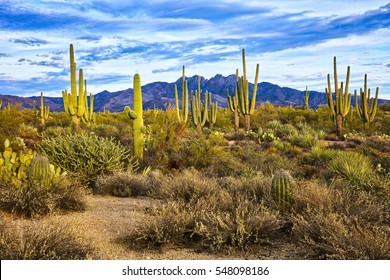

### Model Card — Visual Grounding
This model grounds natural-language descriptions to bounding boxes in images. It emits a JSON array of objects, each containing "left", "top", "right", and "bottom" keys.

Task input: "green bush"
[
  {"left": 37, "top": 131, "right": 138, "bottom": 185},
  {"left": 327, "top": 151, "right": 374, "bottom": 187}
]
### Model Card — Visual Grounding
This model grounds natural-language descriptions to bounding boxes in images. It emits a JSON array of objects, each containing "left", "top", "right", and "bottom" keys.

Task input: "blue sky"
[{"left": 0, "top": 0, "right": 389, "bottom": 99}]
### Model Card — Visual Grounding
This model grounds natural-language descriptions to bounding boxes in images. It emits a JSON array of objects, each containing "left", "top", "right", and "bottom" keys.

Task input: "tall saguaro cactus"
[
  {"left": 62, "top": 44, "right": 94, "bottom": 129},
  {"left": 174, "top": 66, "right": 189, "bottom": 127},
  {"left": 124, "top": 73, "right": 145, "bottom": 160},
  {"left": 39, "top": 92, "right": 50, "bottom": 125},
  {"left": 226, "top": 69, "right": 240, "bottom": 131},
  {"left": 354, "top": 74, "right": 379, "bottom": 127},
  {"left": 236, "top": 49, "right": 259, "bottom": 131},
  {"left": 191, "top": 76, "right": 209, "bottom": 130},
  {"left": 325, "top": 56, "right": 351, "bottom": 137}
]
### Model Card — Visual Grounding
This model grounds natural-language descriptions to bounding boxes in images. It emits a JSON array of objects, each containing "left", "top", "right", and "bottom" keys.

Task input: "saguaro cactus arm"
[
  {"left": 354, "top": 74, "right": 379, "bottom": 126},
  {"left": 174, "top": 66, "right": 189, "bottom": 126},
  {"left": 235, "top": 49, "right": 260, "bottom": 131}
]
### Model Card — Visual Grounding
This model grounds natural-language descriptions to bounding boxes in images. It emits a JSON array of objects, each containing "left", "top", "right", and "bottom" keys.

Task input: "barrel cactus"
[
  {"left": 28, "top": 155, "right": 52, "bottom": 190},
  {"left": 271, "top": 169, "right": 293, "bottom": 212}
]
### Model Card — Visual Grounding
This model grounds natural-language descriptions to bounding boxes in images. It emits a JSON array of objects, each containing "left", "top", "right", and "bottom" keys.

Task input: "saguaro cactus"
[
  {"left": 236, "top": 49, "right": 259, "bottom": 131},
  {"left": 39, "top": 92, "right": 50, "bottom": 125},
  {"left": 190, "top": 76, "right": 208, "bottom": 130},
  {"left": 124, "top": 73, "right": 145, "bottom": 160},
  {"left": 304, "top": 86, "right": 310, "bottom": 110},
  {"left": 354, "top": 74, "right": 379, "bottom": 127},
  {"left": 208, "top": 93, "right": 218, "bottom": 128},
  {"left": 174, "top": 66, "right": 189, "bottom": 127},
  {"left": 271, "top": 169, "right": 293, "bottom": 213},
  {"left": 62, "top": 44, "right": 94, "bottom": 129},
  {"left": 226, "top": 69, "right": 240, "bottom": 131},
  {"left": 325, "top": 56, "right": 351, "bottom": 137}
]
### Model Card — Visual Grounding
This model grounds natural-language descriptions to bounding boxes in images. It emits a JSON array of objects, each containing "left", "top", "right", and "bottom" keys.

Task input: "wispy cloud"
[{"left": 9, "top": 37, "right": 49, "bottom": 46}]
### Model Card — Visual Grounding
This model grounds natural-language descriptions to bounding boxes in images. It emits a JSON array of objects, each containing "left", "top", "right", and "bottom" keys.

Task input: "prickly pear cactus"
[
  {"left": 271, "top": 169, "right": 293, "bottom": 212},
  {"left": 0, "top": 139, "right": 35, "bottom": 186}
]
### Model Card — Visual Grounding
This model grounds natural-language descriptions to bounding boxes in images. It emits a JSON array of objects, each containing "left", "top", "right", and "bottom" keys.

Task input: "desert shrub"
[
  {"left": 151, "top": 169, "right": 218, "bottom": 203},
  {"left": 217, "top": 174, "right": 273, "bottom": 204},
  {"left": 0, "top": 177, "right": 87, "bottom": 218},
  {"left": 0, "top": 107, "right": 25, "bottom": 143},
  {"left": 0, "top": 221, "right": 94, "bottom": 259},
  {"left": 127, "top": 189, "right": 284, "bottom": 252},
  {"left": 233, "top": 144, "right": 297, "bottom": 176},
  {"left": 41, "top": 126, "right": 72, "bottom": 138},
  {"left": 37, "top": 131, "right": 137, "bottom": 185},
  {"left": 277, "top": 123, "right": 298, "bottom": 138},
  {"left": 91, "top": 124, "right": 120, "bottom": 140},
  {"left": 327, "top": 151, "right": 374, "bottom": 187},
  {"left": 291, "top": 179, "right": 390, "bottom": 259},
  {"left": 143, "top": 109, "right": 183, "bottom": 169},
  {"left": 193, "top": 193, "right": 284, "bottom": 251},
  {"left": 304, "top": 145, "right": 340, "bottom": 167},
  {"left": 127, "top": 200, "right": 196, "bottom": 248},
  {"left": 292, "top": 210, "right": 390, "bottom": 259},
  {"left": 95, "top": 172, "right": 149, "bottom": 197}
]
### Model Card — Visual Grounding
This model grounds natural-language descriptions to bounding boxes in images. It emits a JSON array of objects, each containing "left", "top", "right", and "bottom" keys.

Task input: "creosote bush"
[
  {"left": 291, "top": 180, "right": 390, "bottom": 259},
  {"left": 0, "top": 220, "right": 95, "bottom": 259},
  {"left": 126, "top": 169, "right": 285, "bottom": 252},
  {"left": 95, "top": 172, "right": 149, "bottom": 197},
  {"left": 0, "top": 177, "right": 87, "bottom": 218}
]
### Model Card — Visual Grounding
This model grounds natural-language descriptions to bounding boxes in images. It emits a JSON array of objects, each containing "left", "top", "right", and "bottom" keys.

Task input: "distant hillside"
[{"left": 1, "top": 74, "right": 389, "bottom": 112}]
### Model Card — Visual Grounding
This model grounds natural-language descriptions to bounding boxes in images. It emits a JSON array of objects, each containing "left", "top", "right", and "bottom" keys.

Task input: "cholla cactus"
[{"left": 271, "top": 169, "right": 293, "bottom": 212}]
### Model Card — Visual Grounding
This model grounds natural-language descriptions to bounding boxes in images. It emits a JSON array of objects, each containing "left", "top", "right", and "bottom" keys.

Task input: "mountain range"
[{"left": 1, "top": 74, "right": 389, "bottom": 112}]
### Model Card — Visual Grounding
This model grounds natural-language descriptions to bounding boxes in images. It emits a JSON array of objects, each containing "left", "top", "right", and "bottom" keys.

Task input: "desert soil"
[{"left": 3, "top": 195, "right": 305, "bottom": 260}]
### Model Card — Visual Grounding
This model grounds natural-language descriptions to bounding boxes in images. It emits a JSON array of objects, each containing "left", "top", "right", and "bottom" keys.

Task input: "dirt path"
[{"left": 4, "top": 195, "right": 304, "bottom": 259}]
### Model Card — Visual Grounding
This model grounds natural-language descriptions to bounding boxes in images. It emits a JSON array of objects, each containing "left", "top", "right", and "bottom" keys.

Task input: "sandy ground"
[{"left": 3, "top": 195, "right": 305, "bottom": 260}]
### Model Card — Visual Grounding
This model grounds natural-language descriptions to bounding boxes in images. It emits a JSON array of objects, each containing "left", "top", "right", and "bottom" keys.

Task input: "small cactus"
[
  {"left": 271, "top": 169, "right": 293, "bottom": 212},
  {"left": 304, "top": 86, "right": 310, "bottom": 110},
  {"left": 28, "top": 155, "right": 52, "bottom": 189}
]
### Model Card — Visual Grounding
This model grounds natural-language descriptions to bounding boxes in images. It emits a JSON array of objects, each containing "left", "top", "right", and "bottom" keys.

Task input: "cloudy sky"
[{"left": 0, "top": 0, "right": 389, "bottom": 99}]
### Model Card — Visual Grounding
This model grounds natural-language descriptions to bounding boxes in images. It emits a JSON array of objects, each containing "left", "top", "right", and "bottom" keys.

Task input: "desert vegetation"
[{"left": 0, "top": 45, "right": 389, "bottom": 260}]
